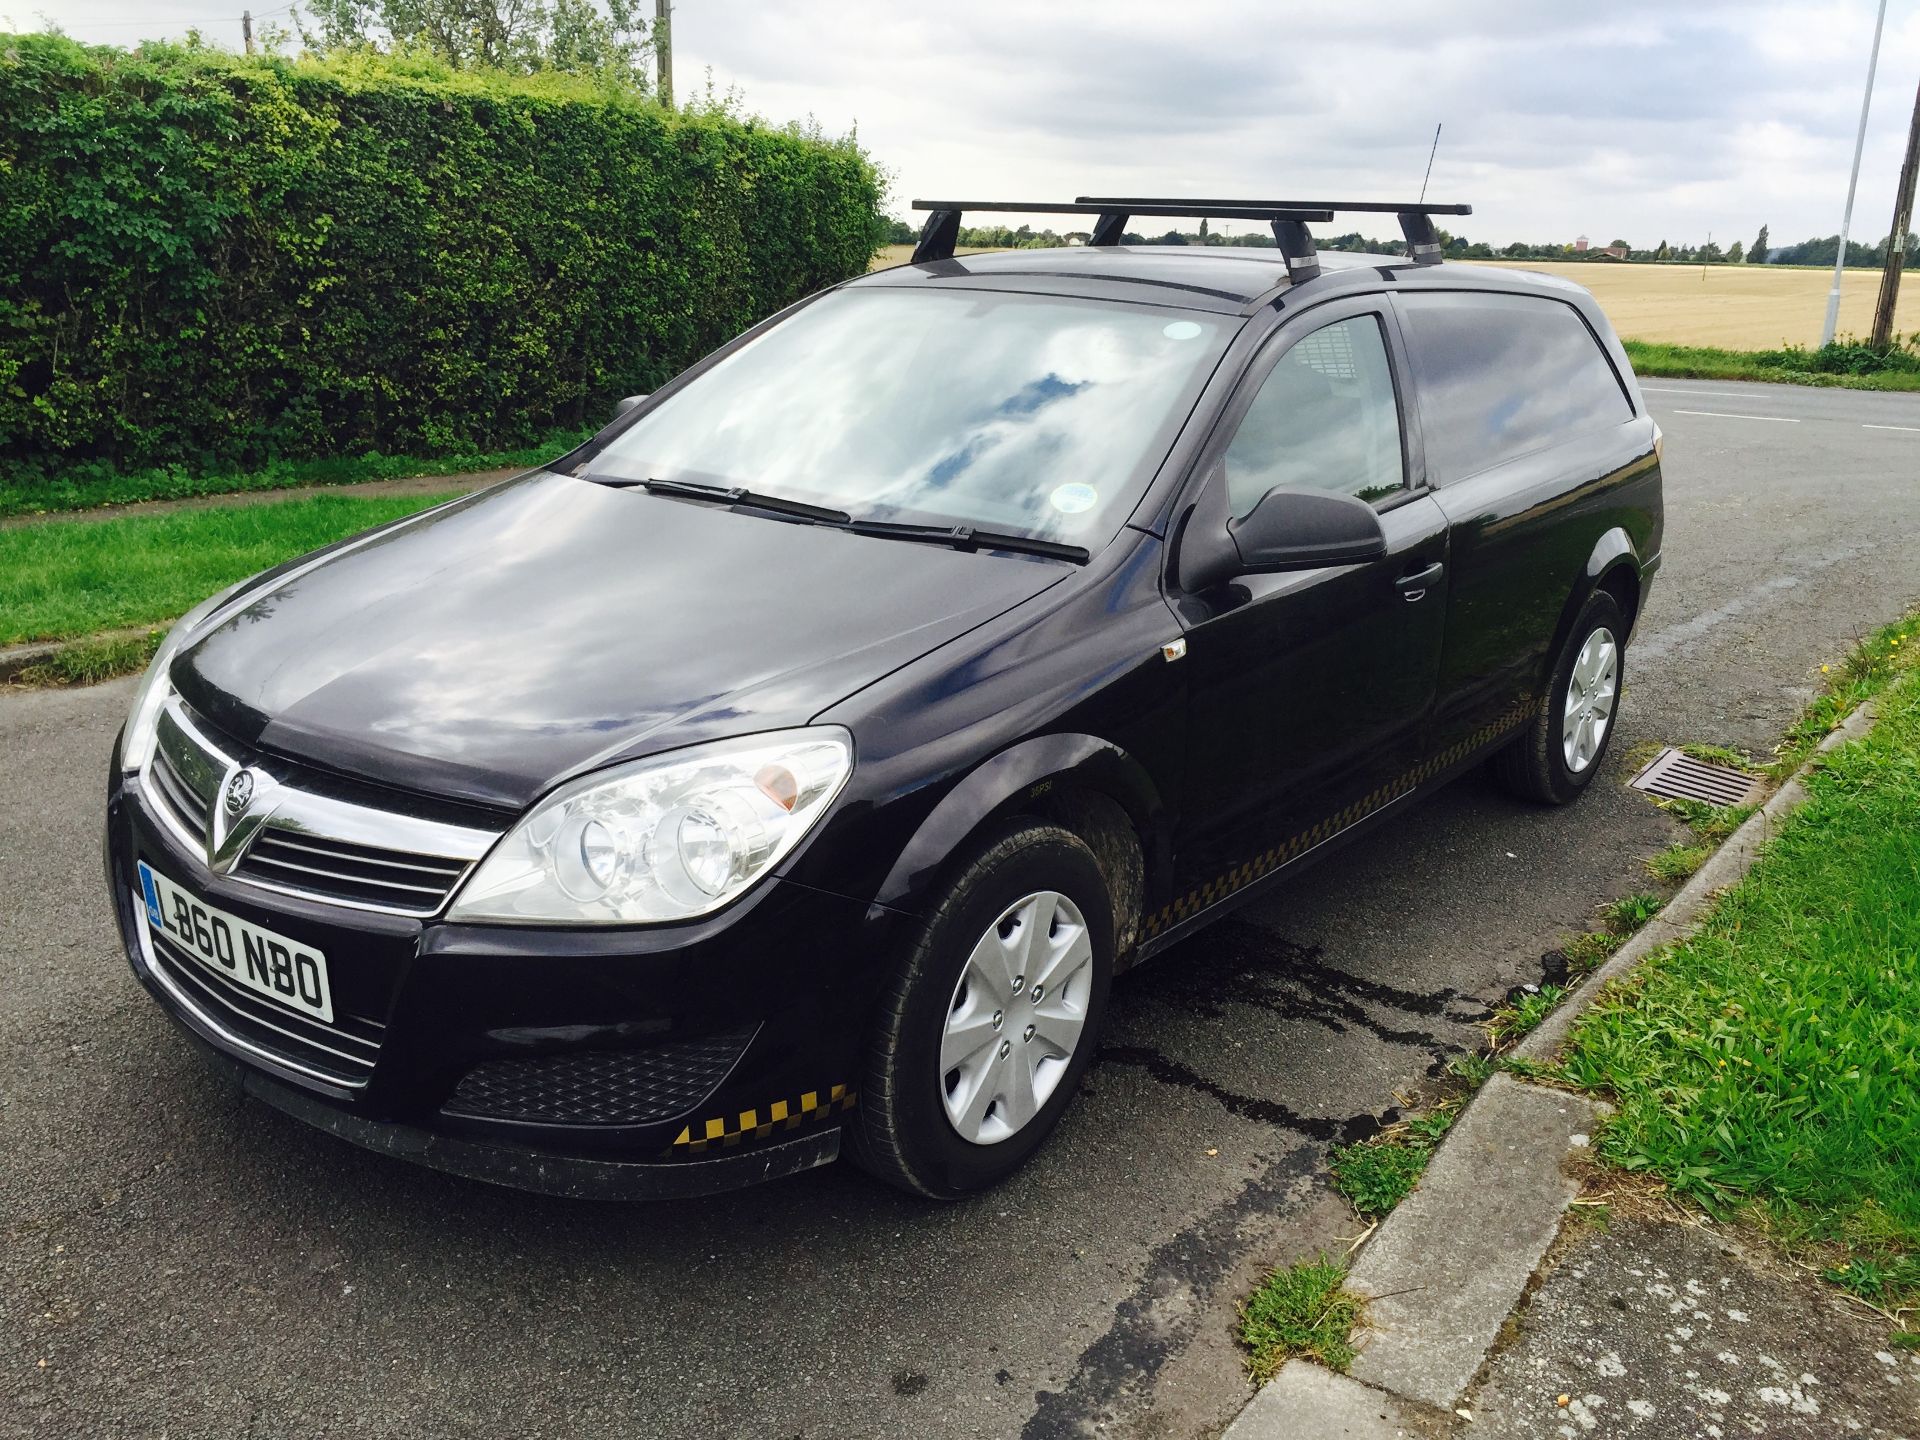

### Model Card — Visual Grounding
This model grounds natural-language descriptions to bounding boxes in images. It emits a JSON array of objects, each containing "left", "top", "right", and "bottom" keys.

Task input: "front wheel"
[
  {"left": 1492, "top": 590, "right": 1626, "bottom": 805},
  {"left": 848, "top": 821, "right": 1115, "bottom": 1198}
]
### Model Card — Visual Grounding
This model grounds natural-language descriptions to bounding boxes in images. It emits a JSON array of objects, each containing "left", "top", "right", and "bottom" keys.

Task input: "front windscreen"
[{"left": 587, "top": 288, "right": 1232, "bottom": 546}]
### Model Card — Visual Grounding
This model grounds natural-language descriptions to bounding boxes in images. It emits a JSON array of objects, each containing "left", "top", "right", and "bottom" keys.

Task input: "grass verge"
[
  {"left": 1624, "top": 339, "right": 1920, "bottom": 391},
  {"left": 1561, "top": 627, "right": 1920, "bottom": 1322},
  {"left": 1, "top": 491, "right": 457, "bottom": 648},
  {"left": 1237, "top": 1257, "right": 1366, "bottom": 1379},
  {"left": 0, "top": 429, "right": 586, "bottom": 521}
]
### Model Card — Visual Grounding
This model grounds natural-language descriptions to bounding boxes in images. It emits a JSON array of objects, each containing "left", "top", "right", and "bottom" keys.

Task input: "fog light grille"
[{"left": 443, "top": 1031, "right": 754, "bottom": 1126}]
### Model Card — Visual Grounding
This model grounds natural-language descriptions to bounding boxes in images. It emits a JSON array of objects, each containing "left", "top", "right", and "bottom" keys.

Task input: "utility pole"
[
  {"left": 654, "top": 0, "right": 672, "bottom": 108},
  {"left": 1824, "top": 0, "right": 1888, "bottom": 347},
  {"left": 1870, "top": 74, "right": 1920, "bottom": 351},
  {"left": 241, "top": 8, "right": 254, "bottom": 54}
]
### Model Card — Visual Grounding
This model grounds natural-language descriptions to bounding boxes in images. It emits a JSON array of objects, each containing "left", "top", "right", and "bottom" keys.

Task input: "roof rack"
[{"left": 907, "top": 195, "right": 1472, "bottom": 282}]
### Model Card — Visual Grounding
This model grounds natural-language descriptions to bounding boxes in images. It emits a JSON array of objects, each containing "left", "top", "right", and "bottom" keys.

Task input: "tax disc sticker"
[
  {"left": 1050, "top": 483, "right": 1098, "bottom": 514},
  {"left": 1162, "top": 320, "right": 1204, "bottom": 340}
]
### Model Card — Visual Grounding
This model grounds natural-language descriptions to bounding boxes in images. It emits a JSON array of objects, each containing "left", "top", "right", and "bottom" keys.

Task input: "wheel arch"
[
  {"left": 1549, "top": 527, "right": 1643, "bottom": 663},
  {"left": 874, "top": 734, "right": 1169, "bottom": 965}
]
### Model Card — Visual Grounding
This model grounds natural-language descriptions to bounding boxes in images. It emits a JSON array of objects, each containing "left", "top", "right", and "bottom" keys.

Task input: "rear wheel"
[
  {"left": 848, "top": 821, "right": 1114, "bottom": 1198},
  {"left": 1493, "top": 590, "right": 1626, "bottom": 805}
]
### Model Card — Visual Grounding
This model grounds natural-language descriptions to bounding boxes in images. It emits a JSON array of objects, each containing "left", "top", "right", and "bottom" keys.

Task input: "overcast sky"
[{"left": 32, "top": 0, "right": 1920, "bottom": 248}]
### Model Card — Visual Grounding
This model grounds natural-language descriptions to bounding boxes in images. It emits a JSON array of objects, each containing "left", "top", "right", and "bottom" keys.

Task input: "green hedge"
[{"left": 0, "top": 36, "right": 885, "bottom": 481}]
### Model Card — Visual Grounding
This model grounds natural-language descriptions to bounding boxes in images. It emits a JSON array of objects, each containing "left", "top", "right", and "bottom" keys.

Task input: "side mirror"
[
  {"left": 1175, "top": 481, "right": 1387, "bottom": 591},
  {"left": 614, "top": 393, "right": 650, "bottom": 420},
  {"left": 1229, "top": 487, "right": 1388, "bottom": 572}
]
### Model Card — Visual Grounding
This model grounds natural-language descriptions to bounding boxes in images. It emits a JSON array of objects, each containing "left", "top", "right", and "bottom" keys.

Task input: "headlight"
[
  {"left": 447, "top": 728, "right": 854, "bottom": 925},
  {"left": 121, "top": 584, "right": 246, "bottom": 775}
]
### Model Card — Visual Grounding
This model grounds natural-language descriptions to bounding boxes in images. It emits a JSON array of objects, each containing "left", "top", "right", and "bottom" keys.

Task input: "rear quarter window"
[{"left": 1396, "top": 291, "right": 1633, "bottom": 484}]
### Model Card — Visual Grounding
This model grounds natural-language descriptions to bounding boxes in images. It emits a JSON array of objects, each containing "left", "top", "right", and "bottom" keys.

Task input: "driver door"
[{"left": 1167, "top": 301, "right": 1450, "bottom": 909}]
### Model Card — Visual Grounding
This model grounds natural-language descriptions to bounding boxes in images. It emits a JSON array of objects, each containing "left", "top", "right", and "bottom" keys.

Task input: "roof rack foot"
[
  {"left": 1270, "top": 218, "right": 1320, "bottom": 283},
  {"left": 911, "top": 209, "right": 960, "bottom": 265},
  {"left": 1088, "top": 211, "right": 1128, "bottom": 247},
  {"left": 1398, "top": 211, "right": 1444, "bottom": 265}
]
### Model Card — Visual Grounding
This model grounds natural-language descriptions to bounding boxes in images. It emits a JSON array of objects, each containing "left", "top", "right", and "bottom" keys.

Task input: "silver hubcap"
[
  {"left": 940, "top": 890, "right": 1095, "bottom": 1146},
  {"left": 1563, "top": 628, "right": 1619, "bottom": 774}
]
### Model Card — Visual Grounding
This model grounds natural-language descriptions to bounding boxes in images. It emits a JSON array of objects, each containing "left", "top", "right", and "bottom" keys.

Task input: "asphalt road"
[{"left": 5, "top": 379, "right": 1920, "bottom": 1440}]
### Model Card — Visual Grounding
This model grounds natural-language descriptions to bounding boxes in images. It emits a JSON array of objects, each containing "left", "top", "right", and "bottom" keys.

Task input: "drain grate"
[{"left": 1629, "top": 747, "right": 1764, "bottom": 808}]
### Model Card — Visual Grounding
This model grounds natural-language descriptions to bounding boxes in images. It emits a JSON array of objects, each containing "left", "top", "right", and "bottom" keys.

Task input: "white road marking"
[
  {"left": 1641, "top": 386, "right": 1765, "bottom": 398},
  {"left": 1862, "top": 423, "right": 1920, "bottom": 433},
  {"left": 1671, "top": 409, "right": 1799, "bottom": 423}
]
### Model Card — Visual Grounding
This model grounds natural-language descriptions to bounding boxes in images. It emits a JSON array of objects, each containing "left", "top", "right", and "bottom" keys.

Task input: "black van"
[{"left": 106, "top": 195, "right": 1662, "bottom": 1199}]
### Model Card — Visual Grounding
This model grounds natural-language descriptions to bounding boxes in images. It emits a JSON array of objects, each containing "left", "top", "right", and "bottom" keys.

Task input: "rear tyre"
[
  {"left": 848, "top": 821, "right": 1115, "bottom": 1198},
  {"left": 1492, "top": 591, "right": 1626, "bottom": 805}
]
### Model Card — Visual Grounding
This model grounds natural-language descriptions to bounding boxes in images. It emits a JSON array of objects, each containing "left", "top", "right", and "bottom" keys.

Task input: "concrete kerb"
[{"left": 1224, "top": 699, "right": 1881, "bottom": 1438}]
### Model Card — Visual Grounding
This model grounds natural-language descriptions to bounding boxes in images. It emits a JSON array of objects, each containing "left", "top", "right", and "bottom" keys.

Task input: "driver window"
[{"left": 1222, "top": 314, "right": 1406, "bottom": 518}]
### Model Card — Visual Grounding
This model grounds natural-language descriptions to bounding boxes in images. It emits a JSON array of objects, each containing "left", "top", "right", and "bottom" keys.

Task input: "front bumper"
[{"left": 107, "top": 759, "right": 896, "bottom": 1198}]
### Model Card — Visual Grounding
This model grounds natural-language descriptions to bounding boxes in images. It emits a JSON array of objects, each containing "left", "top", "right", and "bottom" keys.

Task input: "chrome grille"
[
  {"left": 141, "top": 692, "right": 500, "bottom": 918},
  {"left": 143, "top": 921, "right": 385, "bottom": 1086},
  {"left": 239, "top": 831, "right": 472, "bottom": 915},
  {"left": 147, "top": 744, "right": 211, "bottom": 846}
]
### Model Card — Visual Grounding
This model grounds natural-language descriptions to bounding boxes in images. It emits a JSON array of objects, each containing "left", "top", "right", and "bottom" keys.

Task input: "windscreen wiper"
[
  {"left": 616, "top": 476, "right": 853, "bottom": 525},
  {"left": 843, "top": 519, "right": 1090, "bottom": 564}
]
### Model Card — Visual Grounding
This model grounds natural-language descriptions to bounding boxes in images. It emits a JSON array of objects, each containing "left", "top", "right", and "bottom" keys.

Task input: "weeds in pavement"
[
  {"left": 1646, "top": 844, "right": 1711, "bottom": 884},
  {"left": 1602, "top": 892, "right": 1663, "bottom": 932},
  {"left": 1237, "top": 1257, "right": 1366, "bottom": 1379},
  {"left": 1488, "top": 985, "right": 1569, "bottom": 1046},
  {"left": 1560, "top": 930, "right": 1623, "bottom": 974},
  {"left": 1678, "top": 742, "right": 1758, "bottom": 772},
  {"left": 1331, "top": 1101, "right": 1468, "bottom": 1218},
  {"left": 9, "top": 632, "right": 162, "bottom": 688}
]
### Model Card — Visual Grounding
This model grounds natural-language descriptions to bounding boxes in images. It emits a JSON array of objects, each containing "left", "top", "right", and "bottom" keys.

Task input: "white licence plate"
[{"left": 137, "top": 861, "right": 334, "bottom": 1023}]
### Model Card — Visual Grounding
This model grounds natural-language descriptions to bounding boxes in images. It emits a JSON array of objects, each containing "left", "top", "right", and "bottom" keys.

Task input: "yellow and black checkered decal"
[
  {"left": 1141, "top": 697, "right": 1541, "bottom": 940},
  {"left": 670, "top": 1084, "right": 858, "bottom": 1153}
]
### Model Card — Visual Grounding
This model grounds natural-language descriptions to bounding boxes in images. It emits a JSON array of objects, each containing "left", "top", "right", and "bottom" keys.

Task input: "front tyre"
[
  {"left": 848, "top": 822, "right": 1115, "bottom": 1198},
  {"left": 1493, "top": 590, "right": 1626, "bottom": 805}
]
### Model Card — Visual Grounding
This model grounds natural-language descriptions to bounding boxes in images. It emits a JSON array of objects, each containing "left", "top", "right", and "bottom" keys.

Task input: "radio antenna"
[{"left": 1419, "top": 123, "right": 1443, "bottom": 203}]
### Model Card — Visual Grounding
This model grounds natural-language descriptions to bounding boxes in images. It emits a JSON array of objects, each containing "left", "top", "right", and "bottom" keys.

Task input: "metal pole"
[
  {"left": 1824, "top": 0, "right": 1888, "bottom": 347},
  {"left": 1870, "top": 74, "right": 1920, "bottom": 350},
  {"left": 654, "top": 0, "right": 672, "bottom": 108}
]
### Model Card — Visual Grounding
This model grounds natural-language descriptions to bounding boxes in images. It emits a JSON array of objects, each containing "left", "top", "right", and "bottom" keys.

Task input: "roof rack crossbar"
[
  {"left": 907, "top": 199, "right": 1336, "bottom": 263},
  {"left": 1079, "top": 195, "right": 1470, "bottom": 266},
  {"left": 1074, "top": 196, "right": 1472, "bottom": 216},
  {"left": 903, "top": 195, "right": 1468, "bottom": 268}
]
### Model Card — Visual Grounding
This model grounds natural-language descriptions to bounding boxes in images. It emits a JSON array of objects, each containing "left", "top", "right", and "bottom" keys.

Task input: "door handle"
[{"left": 1395, "top": 561, "right": 1445, "bottom": 602}]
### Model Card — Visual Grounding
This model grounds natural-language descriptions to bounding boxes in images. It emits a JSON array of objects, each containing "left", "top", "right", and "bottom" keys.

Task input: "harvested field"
[{"left": 871, "top": 244, "right": 1917, "bottom": 350}]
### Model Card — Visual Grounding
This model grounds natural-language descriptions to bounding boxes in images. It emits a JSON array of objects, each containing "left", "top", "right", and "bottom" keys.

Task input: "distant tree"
[
  {"left": 299, "top": 0, "right": 652, "bottom": 84},
  {"left": 1726, "top": 240, "right": 1744, "bottom": 263},
  {"left": 1749, "top": 224, "right": 1769, "bottom": 263},
  {"left": 1198, "top": 217, "right": 1209, "bottom": 242},
  {"left": 886, "top": 218, "right": 916, "bottom": 246},
  {"left": 1655, "top": 239, "right": 1671, "bottom": 261}
]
